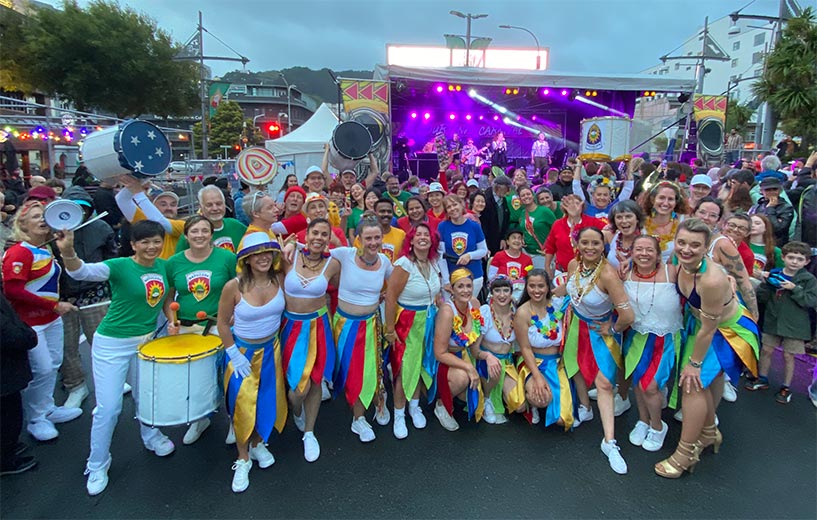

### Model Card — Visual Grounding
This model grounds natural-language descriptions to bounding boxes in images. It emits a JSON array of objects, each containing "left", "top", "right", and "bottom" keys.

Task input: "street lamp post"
[
  {"left": 450, "top": 10, "right": 488, "bottom": 67},
  {"left": 279, "top": 73, "right": 296, "bottom": 133},
  {"left": 499, "top": 24, "right": 541, "bottom": 70}
]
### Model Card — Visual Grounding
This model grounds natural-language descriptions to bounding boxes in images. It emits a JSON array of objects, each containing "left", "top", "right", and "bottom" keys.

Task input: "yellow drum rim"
[{"left": 138, "top": 334, "right": 223, "bottom": 363}]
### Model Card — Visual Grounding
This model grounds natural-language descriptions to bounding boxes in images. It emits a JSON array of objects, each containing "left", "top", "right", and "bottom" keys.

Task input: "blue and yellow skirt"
[
  {"left": 476, "top": 350, "right": 525, "bottom": 414},
  {"left": 518, "top": 353, "right": 576, "bottom": 430}
]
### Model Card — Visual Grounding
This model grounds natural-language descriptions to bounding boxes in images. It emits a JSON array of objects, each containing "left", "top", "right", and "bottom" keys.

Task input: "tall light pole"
[
  {"left": 450, "top": 10, "right": 488, "bottom": 67},
  {"left": 279, "top": 73, "right": 296, "bottom": 133},
  {"left": 499, "top": 25, "right": 541, "bottom": 69}
]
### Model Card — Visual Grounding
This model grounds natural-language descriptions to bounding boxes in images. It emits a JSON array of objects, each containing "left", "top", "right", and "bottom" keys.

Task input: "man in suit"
[{"left": 482, "top": 174, "right": 512, "bottom": 255}]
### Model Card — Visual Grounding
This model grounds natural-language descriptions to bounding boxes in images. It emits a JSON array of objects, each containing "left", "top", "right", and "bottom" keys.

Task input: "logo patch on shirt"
[
  {"left": 381, "top": 244, "right": 395, "bottom": 262},
  {"left": 141, "top": 273, "right": 165, "bottom": 308},
  {"left": 186, "top": 270, "right": 212, "bottom": 302},
  {"left": 213, "top": 236, "right": 235, "bottom": 252},
  {"left": 451, "top": 231, "right": 468, "bottom": 255},
  {"left": 510, "top": 195, "right": 521, "bottom": 211},
  {"left": 11, "top": 261, "right": 23, "bottom": 274},
  {"left": 507, "top": 262, "right": 521, "bottom": 280}
]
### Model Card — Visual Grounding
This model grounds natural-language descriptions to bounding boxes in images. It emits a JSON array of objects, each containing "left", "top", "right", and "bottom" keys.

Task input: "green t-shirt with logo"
[
  {"left": 520, "top": 205, "right": 556, "bottom": 255},
  {"left": 175, "top": 218, "right": 247, "bottom": 255},
  {"left": 166, "top": 247, "right": 237, "bottom": 321},
  {"left": 96, "top": 257, "right": 169, "bottom": 338}
]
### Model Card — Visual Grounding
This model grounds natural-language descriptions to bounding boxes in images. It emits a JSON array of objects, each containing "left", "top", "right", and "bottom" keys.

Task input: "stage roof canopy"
[{"left": 376, "top": 64, "right": 696, "bottom": 93}]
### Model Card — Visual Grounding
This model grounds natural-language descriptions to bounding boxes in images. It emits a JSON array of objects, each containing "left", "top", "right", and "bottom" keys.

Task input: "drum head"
[
  {"left": 332, "top": 121, "right": 373, "bottom": 160},
  {"left": 353, "top": 111, "right": 385, "bottom": 148},
  {"left": 138, "top": 334, "right": 222, "bottom": 363},
  {"left": 117, "top": 120, "right": 172, "bottom": 176},
  {"left": 44, "top": 199, "right": 84, "bottom": 230}
]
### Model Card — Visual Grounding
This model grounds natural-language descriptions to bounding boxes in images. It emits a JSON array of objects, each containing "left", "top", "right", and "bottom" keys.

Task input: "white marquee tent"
[{"left": 265, "top": 103, "right": 339, "bottom": 190}]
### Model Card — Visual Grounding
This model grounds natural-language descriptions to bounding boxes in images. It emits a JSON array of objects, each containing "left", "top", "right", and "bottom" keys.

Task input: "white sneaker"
[
  {"left": 628, "top": 420, "right": 650, "bottom": 446},
  {"left": 225, "top": 423, "right": 236, "bottom": 444},
  {"left": 248, "top": 442, "right": 275, "bottom": 469},
  {"left": 85, "top": 459, "right": 111, "bottom": 496},
  {"left": 351, "top": 417, "right": 376, "bottom": 442},
  {"left": 27, "top": 419, "right": 58, "bottom": 442},
  {"left": 434, "top": 401, "right": 459, "bottom": 431},
  {"left": 63, "top": 384, "right": 89, "bottom": 409},
  {"left": 483, "top": 399, "right": 498, "bottom": 424},
  {"left": 408, "top": 406, "right": 427, "bottom": 429},
  {"left": 182, "top": 418, "right": 211, "bottom": 445},
  {"left": 144, "top": 433, "right": 175, "bottom": 457},
  {"left": 123, "top": 382, "right": 132, "bottom": 394},
  {"left": 600, "top": 439, "right": 628, "bottom": 475},
  {"left": 321, "top": 379, "right": 331, "bottom": 401},
  {"left": 375, "top": 393, "right": 390, "bottom": 426},
  {"left": 531, "top": 407, "right": 541, "bottom": 425},
  {"left": 293, "top": 406, "right": 305, "bottom": 433},
  {"left": 642, "top": 421, "right": 668, "bottom": 452},
  {"left": 588, "top": 387, "right": 599, "bottom": 400},
  {"left": 231, "top": 459, "right": 252, "bottom": 493},
  {"left": 393, "top": 412, "right": 408, "bottom": 439},
  {"left": 46, "top": 406, "right": 82, "bottom": 424},
  {"left": 303, "top": 432, "right": 320, "bottom": 462},
  {"left": 613, "top": 394, "right": 631, "bottom": 416},
  {"left": 673, "top": 409, "right": 683, "bottom": 422},
  {"left": 722, "top": 380, "right": 738, "bottom": 403},
  {"left": 578, "top": 404, "right": 594, "bottom": 423}
]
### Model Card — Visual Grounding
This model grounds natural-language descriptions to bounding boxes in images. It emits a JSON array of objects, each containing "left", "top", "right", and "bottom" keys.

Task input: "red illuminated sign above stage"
[{"left": 386, "top": 45, "right": 548, "bottom": 70}]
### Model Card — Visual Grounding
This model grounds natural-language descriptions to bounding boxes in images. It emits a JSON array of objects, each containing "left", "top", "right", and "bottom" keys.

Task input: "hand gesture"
[
  {"left": 167, "top": 322, "right": 180, "bottom": 336},
  {"left": 55, "top": 229, "right": 75, "bottom": 254},
  {"left": 466, "top": 364, "right": 480, "bottom": 390},
  {"left": 484, "top": 353, "right": 502, "bottom": 380},
  {"left": 679, "top": 363, "right": 702, "bottom": 394},
  {"left": 779, "top": 279, "right": 796, "bottom": 291},
  {"left": 55, "top": 301, "right": 78, "bottom": 316},
  {"left": 456, "top": 253, "right": 472, "bottom": 266},
  {"left": 529, "top": 372, "right": 549, "bottom": 406}
]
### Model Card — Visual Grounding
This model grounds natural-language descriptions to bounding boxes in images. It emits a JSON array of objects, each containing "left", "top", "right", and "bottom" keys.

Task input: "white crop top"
[
  {"left": 394, "top": 256, "right": 441, "bottom": 307},
  {"left": 331, "top": 247, "right": 392, "bottom": 306},
  {"left": 233, "top": 287, "right": 285, "bottom": 339},
  {"left": 566, "top": 272, "right": 612, "bottom": 319},
  {"left": 527, "top": 314, "right": 564, "bottom": 349},
  {"left": 479, "top": 303, "right": 516, "bottom": 345},
  {"left": 624, "top": 265, "right": 683, "bottom": 336},
  {"left": 284, "top": 251, "right": 331, "bottom": 299}
]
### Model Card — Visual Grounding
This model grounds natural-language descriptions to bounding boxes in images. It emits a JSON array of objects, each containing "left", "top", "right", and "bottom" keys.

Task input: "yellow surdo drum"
[{"left": 137, "top": 334, "right": 222, "bottom": 427}]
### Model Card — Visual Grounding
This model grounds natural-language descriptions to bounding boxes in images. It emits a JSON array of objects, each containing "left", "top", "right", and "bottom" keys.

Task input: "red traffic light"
[{"left": 267, "top": 123, "right": 279, "bottom": 132}]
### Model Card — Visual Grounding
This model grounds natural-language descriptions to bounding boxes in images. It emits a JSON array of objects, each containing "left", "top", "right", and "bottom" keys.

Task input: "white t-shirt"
[
  {"left": 394, "top": 256, "right": 441, "bottom": 307},
  {"left": 331, "top": 247, "right": 392, "bottom": 306}
]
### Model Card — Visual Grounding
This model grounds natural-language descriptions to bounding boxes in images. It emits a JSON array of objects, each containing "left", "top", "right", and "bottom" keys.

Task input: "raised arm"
[
  {"left": 572, "top": 162, "right": 586, "bottom": 202},
  {"left": 363, "top": 152, "right": 379, "bottom": 188}
]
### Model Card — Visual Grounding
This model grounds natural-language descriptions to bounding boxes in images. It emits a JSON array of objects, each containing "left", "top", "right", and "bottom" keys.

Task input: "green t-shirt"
[
  {"left": 97, "top": 257, "right": 169, "bottom": 338},
  {"left": 166, "top": 247, "right": 237, "bottom": 321},
  {"left": 347, "top": 206, "right": 364, "bottom": 231},
  {"left": 506, "top": 193, "right": 524, "bottom": 226},
  {"left": 175, "top": 218, "right": 247, "bottom": 254},
  {"left": 519, "top": 205, "right": 556, "bottom": 255},
  {"left": 749, "top": 242, "right": 783, "bottom": 272}
]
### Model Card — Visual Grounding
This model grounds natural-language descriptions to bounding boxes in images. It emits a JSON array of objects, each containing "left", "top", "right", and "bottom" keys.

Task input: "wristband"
[{"left": 688, "top": 357, "right": 703, "bottom": 369}]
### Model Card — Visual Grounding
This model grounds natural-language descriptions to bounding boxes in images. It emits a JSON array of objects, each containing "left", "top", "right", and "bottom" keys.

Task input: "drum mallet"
[
  {"left": 196, "top": 311, "right": 217, "bottom": 336},
  {"left": 169, "top": 301, "right": 180, "bottom": 327}
]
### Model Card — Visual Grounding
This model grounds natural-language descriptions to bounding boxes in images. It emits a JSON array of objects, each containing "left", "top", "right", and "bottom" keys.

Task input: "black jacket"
[
  {"left": 752, "top": 199, "right": 795, "bottom": 247},
  {"left": 0, "top": 290, "right": 36, "bottom": 396},
  {"left": 92, "top": 186, "right": 124, "bottom": 229},
  {"left": 481, "top": 189, "right": 510, "bottom": 255}
]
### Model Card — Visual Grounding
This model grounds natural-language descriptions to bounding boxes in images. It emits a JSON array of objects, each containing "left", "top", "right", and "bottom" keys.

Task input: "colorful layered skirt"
[
  {"left": 223, "top": 333, "right": 287, "bottom": 445},
  {"left": 435, "top": 348, "right": 484, "bottom": 422},
  {"left": 518, "top": 352, "right": 576, "bottom": 430},
  {"left": 476, "top": 350, "right": 525, "bottom": 414},
  {"left": 563, "top": 308, "right": 623, "bottom": 386},
  {"left": 390, "top": 302, "right": 437, "bottom": 401},
  {"left": 623, "top": 329, "right": 680, "bottom": 392},
  {"left": 281, "top": 306, "right": 336, "bottom": 394},
  {"left": 333, "top": 309, "right": 381, "bottom": 408}
]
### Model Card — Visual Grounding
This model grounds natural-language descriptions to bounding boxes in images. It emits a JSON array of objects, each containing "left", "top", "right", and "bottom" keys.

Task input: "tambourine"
[{"left": 236, "top": 147, "right": 278, "bottom": 186}]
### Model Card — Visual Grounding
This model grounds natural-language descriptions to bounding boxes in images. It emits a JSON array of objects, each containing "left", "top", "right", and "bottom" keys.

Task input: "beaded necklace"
[
  {"left": 451, "top": 305, "right": 484, "bottom": 348},
  {"left": 645, "top": 216, "right": 678, "bottom": 252},
  {"left": 489, "top": 300, "right": 514, "bottom": 342},
  {"left": 530, "top": 303, "right": 564, "bottom": 341},
  {"left": 572, "top": 258, "right": 605, "bottom": 306}
]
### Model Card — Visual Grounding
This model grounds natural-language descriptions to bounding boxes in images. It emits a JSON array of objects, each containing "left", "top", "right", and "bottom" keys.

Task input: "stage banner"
[
  {"left": 692, "top": 95, "right": 726, "bottom": 123},
  {"left": 339, "top": 79, "right": 391, "bottom": 178},
  {"left": 209, "top": 82, "right": 231, "bottom": 117}
]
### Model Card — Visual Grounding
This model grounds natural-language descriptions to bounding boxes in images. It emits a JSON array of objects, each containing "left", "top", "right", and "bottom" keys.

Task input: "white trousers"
[
  {"left": 23, "top": 317, "right": 64, "bottom": 425},
  {"left": 87, "top": 332, "right": 162, "bottom": 471}
]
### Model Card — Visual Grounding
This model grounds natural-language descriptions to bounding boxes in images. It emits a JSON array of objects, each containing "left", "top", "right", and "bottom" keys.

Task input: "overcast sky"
[{"left": 56, "top": 0, "right": 790, "bottom": 76}]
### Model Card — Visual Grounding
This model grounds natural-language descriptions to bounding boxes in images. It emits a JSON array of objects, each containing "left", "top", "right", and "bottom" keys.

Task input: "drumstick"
[
  {"left": 169, "top": 302, "right": 180, "bottom": 326},
  {"left": 196, "top": 310, "right": 217, "bottom": 322},
  {"left": 79, "top": 300, "right": 111, "bottom": 310}
]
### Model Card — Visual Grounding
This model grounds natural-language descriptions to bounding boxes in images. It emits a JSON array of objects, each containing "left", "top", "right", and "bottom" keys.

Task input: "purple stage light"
[
  {"left": 493, "top": 115, "right": 499, "bottom": 121},
  {"left": 423, "top": 112, "right": 431, "bottom": 120},
  {"left": 448, "top": 113, "right": 456, "bottom": 120},
  {"left": 542, "top": 88, "right": 550, "bottom": 96},
  {"left": 410, "top": 112, "right": 418, "bottom": 119},
  {"left": 516, "top": 115, "right": 522, "bottom": 121},
  {"left": 435, "top": 85, "right": 444, "bottom": 93},
  {"left": 465, "top": 114, "right": 472, "bottom": 121},
  {"left": 561, "top": 89, "right": 568, "bottom": 96},
  {"left": 532, "top": 115, "right": 537, "bottom": 121},
  {"left": 478, "top": 115, "right": 484, "bottom": 120}
]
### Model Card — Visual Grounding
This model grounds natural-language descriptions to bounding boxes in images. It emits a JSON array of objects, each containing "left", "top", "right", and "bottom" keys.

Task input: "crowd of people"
[{"left": 1, "top": 147, "right": 816, "bottom": 496}]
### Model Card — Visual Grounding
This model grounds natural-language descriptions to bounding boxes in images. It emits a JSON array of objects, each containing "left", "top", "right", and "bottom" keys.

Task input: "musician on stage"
[
  {"left": 491, "top": 132, "right": 508, "bottom": 168},
  {"left": 531, "top": 133, "right": 550, "bottom": 178},
  {"left": 461, "top": 138, "right": 479, "bottom": 179},
  {"left": 448, "top": 133, "right": 463, "bottom": 163}
]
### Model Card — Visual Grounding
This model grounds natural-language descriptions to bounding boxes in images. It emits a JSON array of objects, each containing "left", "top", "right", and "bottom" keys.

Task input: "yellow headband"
[{"left": 450, "top": 268, "right": 473, "bottom": 286}]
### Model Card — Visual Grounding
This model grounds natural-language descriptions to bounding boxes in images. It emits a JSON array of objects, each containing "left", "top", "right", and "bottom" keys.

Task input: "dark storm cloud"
[{"left": 63, "top": 0, "right": 787, "bottom": 76}]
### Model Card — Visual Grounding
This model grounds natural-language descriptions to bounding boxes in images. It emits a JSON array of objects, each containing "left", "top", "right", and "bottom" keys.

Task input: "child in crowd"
[
  {"left": 487, "top": 228, "right": 533, "bottom": 303},
  {"left": 747, "top": 241, "right": 817, "bottom": 403}
]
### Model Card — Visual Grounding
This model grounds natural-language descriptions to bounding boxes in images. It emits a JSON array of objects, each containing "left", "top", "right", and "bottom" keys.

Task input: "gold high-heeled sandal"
[
  {"left": 698, "top": 423, "right": 723, "bottom": 454},
  {"left": 654, "top": 440, "right": 702, "bottom": 479}
]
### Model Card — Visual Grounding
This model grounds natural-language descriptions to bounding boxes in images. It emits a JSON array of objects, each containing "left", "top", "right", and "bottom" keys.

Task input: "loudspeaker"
[{"left": 697, "top": 118, "right": 724, "bottom": 155}]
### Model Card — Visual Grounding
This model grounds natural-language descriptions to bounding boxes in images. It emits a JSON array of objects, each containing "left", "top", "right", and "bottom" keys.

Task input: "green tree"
[
  {"left": 0, "top": 7, "right": 35, "bottom": 91},
  {"left": 192, "top": 101, "right": 262, "bottom": 158},
  {"left": 753, "top": 7, "right": 817, "bottom": 150},
  {"left": 724, "top": 99, "right": 754, "bottom": 135},
  {"left": 5, "top": 0, "right": 199, "bottom": 118},
  {"left": 652, "top": 135, "right": 668, "bottom": 153}
]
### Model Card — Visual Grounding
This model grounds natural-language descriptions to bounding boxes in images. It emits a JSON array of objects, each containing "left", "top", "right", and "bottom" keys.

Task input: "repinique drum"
[
  {"left": 137, "top": 334, "right": 222, "bottom": 426},
  {"left": 81, "top": 120, "right": 172, "bottom": 180},
  {"left": 578, "top": 116, "right": 632, "bottom": 162},
  {"left": 43, "top": 199, "right": 84, "bottom": 230},
  {"left": 328, "top": 121, "right": 373, "bottom": 172}
]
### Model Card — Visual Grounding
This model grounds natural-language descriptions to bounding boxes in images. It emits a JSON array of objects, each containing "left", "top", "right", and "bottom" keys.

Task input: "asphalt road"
[{"left": 2, "top": 349, "right": 815, "bottom": 519}]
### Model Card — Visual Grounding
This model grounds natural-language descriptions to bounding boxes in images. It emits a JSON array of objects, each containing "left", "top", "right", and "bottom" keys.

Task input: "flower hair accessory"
[{"left": 589, "top": 175, "right": 617, "bottom": 196}]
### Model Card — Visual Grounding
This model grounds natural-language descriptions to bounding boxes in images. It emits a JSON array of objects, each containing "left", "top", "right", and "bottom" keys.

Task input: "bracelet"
[
  {"left": 62, "top": 253, "right": 78, "bottom": 260},
  {"left": 615, "top": 302, "right": 631, "bottom": 310},
  {"left": 688, "top": 357, "right": 703, "bottom": 369}
]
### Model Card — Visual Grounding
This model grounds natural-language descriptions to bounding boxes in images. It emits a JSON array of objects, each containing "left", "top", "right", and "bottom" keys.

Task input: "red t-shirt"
[
  {"left": 489, "top": 250, "right": 533, "bottom": 286},
  {"left": 427, "top": 208, "right": 446, "bottom": 221},
  {"left": 544, "top": 216, "right": 606, "bottom": 272},
  {"left": 280, "top": 213, "right": 308, "bottom": 240},
  {"left": 2, "top": 242, "right": 61, "bottom": 326}
]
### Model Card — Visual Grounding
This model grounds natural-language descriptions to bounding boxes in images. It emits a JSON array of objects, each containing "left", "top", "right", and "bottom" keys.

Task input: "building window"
[
  {"left": 754, "top": 32, "right": 765, "bottom": 46},
  {"left": 732, "top": 41, "right": 741, "bottom": 51},
  {"left": 752, "top": 51, "right": 764, "bottom": 64},
  {"left": 675, "top": 63, "right": 680, "bottom": 70},
  {"left": 731, "top": 58, "right": 739, "bottom": 68},
  {"left": 252, "top": 87, "right": 275, "bottom": 97}
]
